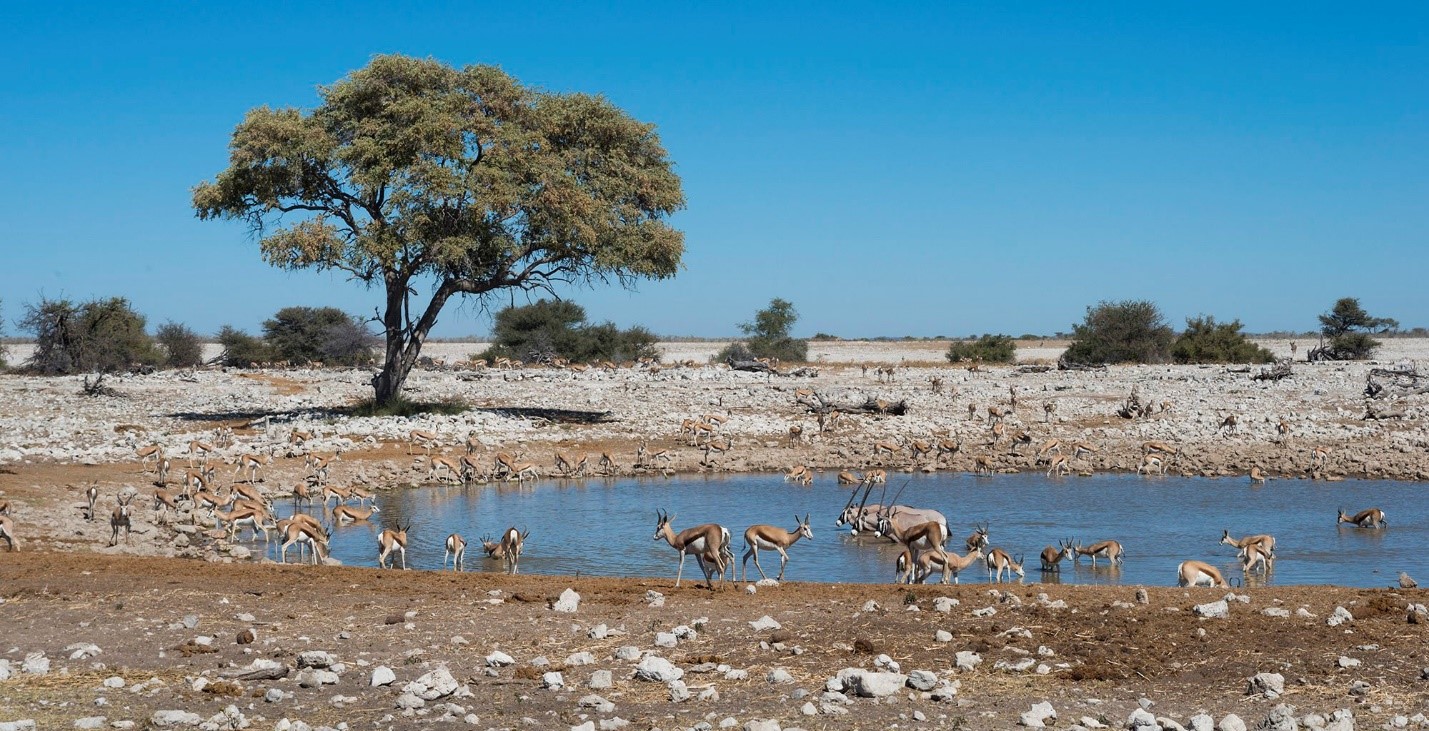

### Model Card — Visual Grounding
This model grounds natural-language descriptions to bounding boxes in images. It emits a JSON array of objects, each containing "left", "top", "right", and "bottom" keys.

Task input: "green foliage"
[
  {"left": 1316, "top": 297, "right": 1397, "bottom": 360},
  {"left": 20, "top": 297, "right": 160, "bottom": 374},
  {"left": 810, "top": 332, "right": 840, "bottom": 341},
  {"left": 216, "top": 326, "right": 271, "bottom": 368},
  {"left": 1171, "top": 316, "right": 1275, "bottom": 364},
  {"left": 1062, "top": 300, "right": 1174, "bottom": 365},
  {"left": 155, "top": 321, "right": 205, "bottom": 368},
  {"left": 345, "top": 397, "right": 471, "bottom": 418},
  {"left": 262, "top": 306, "right": 376, "bottom": 366},
  {"left": 479, "top": 299, "right": 659, "bottom": 363},
  {"left": 945, "top": 334, "right": 1017, "bottom": 364},
  {"left": 718, "top": 298, "right": 807, "bottom": 362},
  {"left": 193, "top": 54, "right": 685, "bottom": 404}
]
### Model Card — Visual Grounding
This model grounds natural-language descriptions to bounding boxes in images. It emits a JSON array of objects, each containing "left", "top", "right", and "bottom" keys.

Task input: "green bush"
[
  {"left": 1171, "top": 316, "right": 1275, "bottom": 364},
  {"left": 945, "top": 334, "right": 1017, "bottom": 364},
  {"left": 20, "top": 296, "right": 160, "bottom": 374},
  {"left": 1062, "top": 300, "right": 1174, "bottom": 365},
  {"left": 717, "top": 298, "right": 807, "bottom": 363},
  {"left": 155, "top": 321, "right": 205, "bottom": 368},
  {"left": 263, "top": 306, "right": 376, "bottom": 366},
  {"left": 217, "top": 325, "right": 271, "bottom": 368},
  {"left": 1316, "top": 297, "right": 1397, "bottom": 360},
  {"left": 479, "top": 299, "right": 659, "bottom": 363}
]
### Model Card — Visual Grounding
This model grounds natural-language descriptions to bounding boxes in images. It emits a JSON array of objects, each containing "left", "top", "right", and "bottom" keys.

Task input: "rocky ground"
[{"left": 1, "top": 339, "right": 1427, "bottom": 729}]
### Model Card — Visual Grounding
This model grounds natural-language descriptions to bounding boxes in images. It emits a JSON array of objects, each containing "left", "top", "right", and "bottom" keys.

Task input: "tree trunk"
[{"left": 371, "top": 278, "right": 456, "bottom": 406}]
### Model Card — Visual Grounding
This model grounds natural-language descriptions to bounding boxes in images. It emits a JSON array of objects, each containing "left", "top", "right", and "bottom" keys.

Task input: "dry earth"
[{"left": 1, "top": 339, "right": 1428, "bottom": 730}]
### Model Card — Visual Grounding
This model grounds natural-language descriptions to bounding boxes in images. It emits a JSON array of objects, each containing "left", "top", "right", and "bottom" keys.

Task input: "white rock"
[
  {"left": 20, "top": 653, "right": 48, "bottom": 675},
  {"left": 371, "top": 666, "right": 396, "bottom": 687},
  {"left": 934, "top": 597, "right": 959, "bottom": 613},
  {"left": 654, "top": 632, "right": 678, "bottom": 648},
  {"left": 767, "top": 667, "right": 795, "bottom": 684},
  {"left": 955, "top": 651, "right": 982, "bottom": 672},
  {"left": 1020, "top": 701, "right": 1057, "bottom": 727},
  {"left": 668, "top": 679, "right": 690, "bottom": 702},
  {"left": 935, "top": 629, "right": 953, "bottom": 642},
  {"left": 907, "top": 670, "right": 938, "bottom": 691},
  {"left": 579, "top": 694, "right": 615, "bottom": 713},
  {"left": 749, "top": 616, "right": 782, "bottom": 632},
  {"left": 1248, "top": 672, "right": 1285, "bottom": 699},
  {"left": 102, "top": 676, "right": 124, "bottom": 689},
  {"left": 542, "top": 671, "right": 564, "bottom": 689},
  {"left": 485, "top": 651, "right": 514, "bottom": 667},
  {"left": 972, "top": 606, "right": 996, "bottom": 617},
  {"left": 645, "top": 590, "right": 665, "bottom": 607},
  {"left": 150, "top": 710, "right": 203, "bottom": 727},
  {"left": 65, "top": 643, "right": 102, "bottom": 660},
  {"left": 1193, "top": 600, "right": 1229, "bottom": 619},
  {"left": 852, "top": 672, "right": 907, "bottom": 698},
  {"left": 589, "top": 670, "right": 613, "bottom": 689},
  {"left": 1327, "top": 606, "right": 1353, "bottom": 626},
  {"left": 73, "top": 717, "right": 106, "bottom": 729},
  {"left": 588, "top": 624, "right": 609, "bottom": 639},
  {"left": 614, "top": 646, "right": 641, "bottom": 661},
  {"left": 1189, "top": 714, "right": 1215, "bottom": 731},
  {"left": 1262, "top": 608, "right": 1291, "bottom": 618},
  {"left": 1337, "top": 656, "right": 1361, "bottom": 669},
  {"left": 412, "top": 667, "right": 459, "bottom": 700},
  {"left": 395, "top": 693, "right": 425, "bottom": 710},
  {"left": 634, "top": 656, "right": 683, "bottom": 683},
  {"left": 553, "top": 588, "right": 581, "bottom": 613},
  {"left": 743, "top": 721, "right": 781, "bottom": 731},
  {"left": 1127, "top": 708, "right": 1158, "bottom": 730},
  {"left": 297, "top": 651, "right": 336, "bottom": 669},
  {"left": 861, "top": 600, "right": 880, "bottom": 612},
  {"left": 296, "top": 668, "right": 339, "bottom": 688},
  {"left": 565, "top": 651, "right": 595, "bottom": 666}
]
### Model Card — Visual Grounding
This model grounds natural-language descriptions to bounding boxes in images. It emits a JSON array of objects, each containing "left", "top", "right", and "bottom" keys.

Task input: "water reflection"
[{"left": 257, "top": 472, "right": 1423, "bottom": 588}]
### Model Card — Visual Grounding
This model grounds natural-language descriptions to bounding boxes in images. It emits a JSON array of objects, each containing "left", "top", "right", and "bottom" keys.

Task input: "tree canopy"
[
  {"left": 719, "top": 298, "right": 808, "bottom": 363},
  {"left": 1171, "top": 316, "right": 1274, "bottom": 364},
  {"left": 1315, "top": 297, "right": 1397, "bottom": 360},
  {"left": 194, "top": 54, "right": 684, "bottom": 403},
  {"left": 1062, "top": 299, "right": 1174, "bottom": 365},
  {"left": 480, "top": 299, "right": 658, "bottom": 363}
]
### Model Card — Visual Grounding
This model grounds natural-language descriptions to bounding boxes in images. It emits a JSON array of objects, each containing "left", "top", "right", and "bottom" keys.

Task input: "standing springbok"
[
  {"left": 1040, "top": 539, "right": 1075, "bottom": 572},
  {"left": 1177, "top": 560, "right": 1228, "bottom": 587},
  {"left": 1240, "top": 542, "right": 1274, "bottom": 574},
  {"left": 985, "top": 547, "right": 1025, "bottom": 583},
  {"left": 965, "top": 522, "right": 990, "bottom": 553},
  {"left": 740, "top": 514, "right": 813, "bottom": 582},
  {"left": 85, "top": 484, "right": 99, "bottom": 521},
  {"left": 378, "top": 523, "right": 411, "bottom": 569},
  {"left": 1337, "top": 507, "right": 1386, "bottom": 529},
  {"left": 445, "top": 533, "right": 466, "bottom": 572},
  {"left": 109, "top": 493, "right": 134, "bottom": 547},
  {"left": 1219, "top": 530, "right": 1276, "bottom": 556},
  {"left": 498, "top": 526, "right": 529, "bottom": 574},
  {"left": 652, "top": 510, "right": 730, "bottom": 589},
  {"left": 877, "top": 514, "right": 952, "bottom": 584},
  {"left": 0, "top": 515, "right": 16, "bottom": 551},
  {"left": 1073, "top": 538, "right": 1124, "bottom": 567}
]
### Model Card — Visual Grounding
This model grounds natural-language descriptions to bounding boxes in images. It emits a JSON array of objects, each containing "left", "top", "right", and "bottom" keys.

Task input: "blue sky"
[{"left": 1, "top": 3, "right": 1424, "bottom": 338}]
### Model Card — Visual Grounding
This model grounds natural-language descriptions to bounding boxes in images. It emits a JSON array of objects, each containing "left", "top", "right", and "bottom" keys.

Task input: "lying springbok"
[
  {"left": 652, "top": 509, "right": 729, "bottom": 590},
  {"left": 740, "top": 514, "right": 813, "bottom": 582},
  {"left": 1177, "top": 560, "right": 1228, "bottom": 587},
  {"left": 1073, "top": 539, "right": 1124, "bottom": 567},
  {"left": 896, "top": 546, "right": 982, "bottom": 585},
  {"left": 1040, "top": 539, "right": 1075, "bottom": 572},
  {"left": 985, "top": 547, "right": 1025, "bottom": 583},
  {"left": 1337, "top": 507, "right": 1386, "bottom": 529}
]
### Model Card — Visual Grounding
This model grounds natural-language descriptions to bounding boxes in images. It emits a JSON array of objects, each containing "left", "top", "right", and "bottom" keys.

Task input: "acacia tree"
[
  {"left": 194, "top": 55, "right": 685, "bottom": 405},
  {"left": 1062, "top": 299, "right": 1174, "bottom": 365},
  {"left": 1315, "top": 297, "right": 1398, "bottom": 360}
]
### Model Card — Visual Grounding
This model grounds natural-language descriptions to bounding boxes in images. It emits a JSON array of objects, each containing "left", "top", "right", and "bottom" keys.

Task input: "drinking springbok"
[
  {"left": 1337, "top": 507, "right": 1386, "bottom": 529},
  {"left": 985, "top": 547, "right": 1025, "bottom": 583},
  {"left": 740, "top": 514, "right": 813, "bottom": 582},
  {"left": 378, "top": 523, "right": 411, "bottom": 569},
  {"left": 896, "top": 546, "right": 982, "bottom": 585},
  {"left": 1073, "top": 538, "right": 1124, "bottom": 567},
  {"left": 652, "top": 509, "right": 729, "bottom": 589},
  {"left": 1177, "top": 560, "right": 1227, "bottom": 588}
]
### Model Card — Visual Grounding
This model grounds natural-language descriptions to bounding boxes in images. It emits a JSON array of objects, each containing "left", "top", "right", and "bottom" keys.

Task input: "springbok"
[
  {"left": 333, "top": 505, "right": 379, "bottom": 523},
  {"left": 85, "top": 484, "right": 99, "bottom": 521},
  {"left": 1177, "top": 560, "right": 1228, "bottom": 587},
  {"left": 985, "top": 548, "right": 1025, "bottom": 583},
  {"left": 740, "top": 514, "right": 813, "bottom": 582},
  {"left": 965, "top": 522, "right": 990, "bottom": 552},
  {"left": 1046, "top": 454, "right": 1071, "bottom": 477},
  {"left": 1337, "top": 507, "right": 1386, "bottom": 529},
  {"left": 0, "top": 515, "right": 17, "bottom": 551},
  {"left": 378, "top": 523, "right": 411, "bottom": 569},
  {"left": 1240, "top": 542, "right": 1273, "bottom": 574},
  {"left": 1040, "top": 539, "right": 1075, "bottom": 572},
  {"left": 1219, "top": 530, "right": 1277, "bottom": 557},
  {"left": 498, "top": 526, "right": 529, "bottom": 574},
  {"left": 877, "top": 514, "right": 952, "bottom": 584},
  {"left": 652, "top": 509, "right": 730, "bottom": 589},
  {"left": 836, "top": 470, "right": 860, "bottom": 485},
  {"left": 1249, "top": 466, "right": 1267, "bottom": 484},
  {"left": 896, "top": 546, "right": 982, "bottom": 585},
  {"left": 408, "top": 430, "right": 439, "bottom": 456},
  {"left": 445, "top": 533, "right": 466, "bottom": 572},
  {"left": 279, "top": 519, "right": 329, "bottom": 565},
  {"left": 109, "top": 493, "right": 134, "bottom": 546},
  {"left": 1073, "top": 539, "right": 1124, "bottom": 567},
  {"left": 785, "top": 465, "right": 813, "bottom": 486}
]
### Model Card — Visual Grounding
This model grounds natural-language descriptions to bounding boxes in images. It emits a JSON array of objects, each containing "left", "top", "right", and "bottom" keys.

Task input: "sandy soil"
[{"left": 1, "top": 340, "right": 1427, "bottom": 728}]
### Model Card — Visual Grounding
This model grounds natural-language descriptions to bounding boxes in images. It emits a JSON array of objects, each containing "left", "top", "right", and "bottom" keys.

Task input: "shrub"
[
  {"left": 217, "top": 325, "right": 271, "bottom": 367},
  {"left": 263, "top": 306, "right": 376, "bottom": 366},
  {"left": 1062, "top": 300, "right": 1174, "bottom": 365},
  {"left": 479, "top": 299, "right": 659, "bottom": 363},
  {"left": 717, "top": 298, "right": 807, "bottom": 363},
  {"left": 1171, "top": 316, "right": 1275, "bottom": 364},
  {"left": 155, "top": 321, "right": 205, "bottom": 368},
  {"left": 945, "top": 334, "right": 1017, "bottom": 364},
  {"left": 1315, "top": 297, "right": 1397, "bottom": 360},
  {"left": 20, "top": 296, "right": 160, "bottom": 374}
]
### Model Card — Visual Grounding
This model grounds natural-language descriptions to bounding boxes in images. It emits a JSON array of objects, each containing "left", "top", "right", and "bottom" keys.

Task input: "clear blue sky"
[{"left": 2, "top": 3, "right": 1424, "bottom": 338}]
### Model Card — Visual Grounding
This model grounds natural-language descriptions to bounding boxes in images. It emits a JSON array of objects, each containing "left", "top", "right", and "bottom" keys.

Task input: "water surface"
[{"left": 262, "top": 472, "right": 1425, "bottom": 587}]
